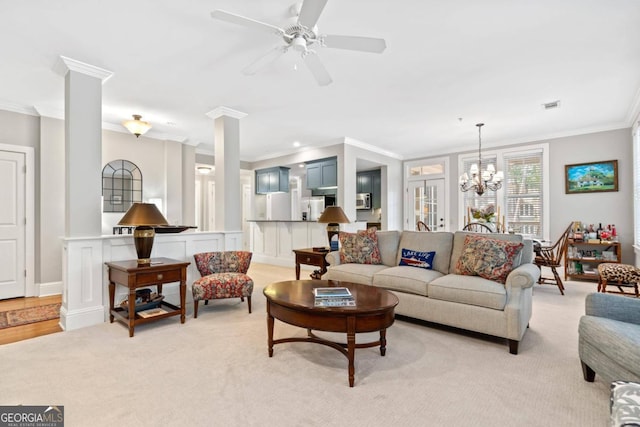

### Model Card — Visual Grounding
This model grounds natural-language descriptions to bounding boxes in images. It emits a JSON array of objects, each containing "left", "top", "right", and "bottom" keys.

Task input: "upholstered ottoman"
[
  {"left": 598, "top": 263, "right": 640, "bottom": 297},
  {"left": 192, "top": 251, "right": 254, "bottom": 317}
]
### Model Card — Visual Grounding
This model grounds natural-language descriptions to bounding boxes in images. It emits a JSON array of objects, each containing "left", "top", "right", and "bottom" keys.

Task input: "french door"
[{"left": 408, "top": 178, "right": 446, "bottom": 231}]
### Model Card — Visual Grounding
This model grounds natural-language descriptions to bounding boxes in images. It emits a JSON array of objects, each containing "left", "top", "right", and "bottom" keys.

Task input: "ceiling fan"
[{"left": 210, "top": 0, "right": 386, "bottom": 86}]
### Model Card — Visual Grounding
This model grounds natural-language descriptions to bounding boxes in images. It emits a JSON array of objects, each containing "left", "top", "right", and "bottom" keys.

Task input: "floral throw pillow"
[
  {"left": 339, "top": 229, "right": 382, "bottom": 265},
  {"left": 399, "top": 248, "right": 435, "bottom": 270},
  {"left": 455, "top": 235, "right": 524, "bottom": 284}
]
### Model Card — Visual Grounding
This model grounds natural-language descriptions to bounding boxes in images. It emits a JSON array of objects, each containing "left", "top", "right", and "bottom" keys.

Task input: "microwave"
[{"left": 356, "top": 193, "right": 371, "bottom": 210}]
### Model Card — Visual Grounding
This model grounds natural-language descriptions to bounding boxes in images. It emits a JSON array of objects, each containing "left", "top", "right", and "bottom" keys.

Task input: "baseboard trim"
[
  {"left": 59, "top": 305, "right": 105, "bottom": 331},
  {"left": 38, "top": 281, "right": 63, "bottom": 297}
]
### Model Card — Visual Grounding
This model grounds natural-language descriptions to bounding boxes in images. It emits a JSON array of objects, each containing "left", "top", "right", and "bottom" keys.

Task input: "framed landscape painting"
[{"left": 565, "top": 160, "right": 618, "bottom": 194}]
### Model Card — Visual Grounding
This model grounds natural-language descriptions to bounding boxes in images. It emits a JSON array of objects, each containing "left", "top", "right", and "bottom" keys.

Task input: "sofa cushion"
[
  {"left": 454, "top": 235, "right": 524, "bottom": 284},
  {"left": 339, "top": 229, "right": 382, "bottom": 265},
  {"left": 372, "top": 266, "right": 443, "bottom": 296},
  {"left": 395, "top": 231, "right": 453, "bottom": 274},
  {"left": 429, "top": 274, "right": 507, "bottom": 310},
  {"left": 324, "top": 263, "right": 388, "bottom": 285},
  {"left": 376, "top": 231, "right": 401, "bottom": 266},
  {"left": 399, "top": 248, "right": 435, "bottom": 270},
  {"left": 450, "top": 231, "right": 524, "bottom": 273}
]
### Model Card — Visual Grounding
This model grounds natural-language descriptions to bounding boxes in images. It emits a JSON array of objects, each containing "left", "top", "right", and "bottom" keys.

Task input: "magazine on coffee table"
[
  {"left": 314, "top": 297, "right": 356, "bottom": 307},
  {"left": 313, "top": 287, "right": 352, "bottom": 298}
]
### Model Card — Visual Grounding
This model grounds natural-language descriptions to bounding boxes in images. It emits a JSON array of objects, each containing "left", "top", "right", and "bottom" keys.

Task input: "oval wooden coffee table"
[{"left": 263, "top": 279, "right": 399, "bottom": 387}]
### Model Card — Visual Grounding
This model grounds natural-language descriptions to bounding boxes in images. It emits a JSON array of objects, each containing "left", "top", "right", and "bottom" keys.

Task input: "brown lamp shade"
[
  {"left": 118, "top": 203, "right": 169, "bottom": 227},
  {"left": 317, "top": 206, "right": 350, "bottom": 224},
  {"left": 118, "top": 203, "right": 169, "bottom": 265},
  {"left": 317, "top": 206, "right": 350, "bottom": 251}
]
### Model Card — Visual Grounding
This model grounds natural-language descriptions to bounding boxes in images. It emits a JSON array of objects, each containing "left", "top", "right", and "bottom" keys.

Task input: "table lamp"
[
  {"left": 118, "top": 202, "right": 169, "bottom": 265},
  {"left": 317, "top": 206, "right": 350, "bottom": 251}
]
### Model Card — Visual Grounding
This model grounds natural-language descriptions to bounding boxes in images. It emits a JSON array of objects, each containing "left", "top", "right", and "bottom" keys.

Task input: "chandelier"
[{"left": 459, "top": 123, "right": 503, "bottom": 196}]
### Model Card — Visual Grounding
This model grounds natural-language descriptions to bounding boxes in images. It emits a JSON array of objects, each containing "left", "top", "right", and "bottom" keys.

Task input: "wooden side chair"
[
  {"left": 192, "top": 251, "right": 254, "bottom": 317},
  {"left": 462, "top": 222, "right": 493, "bottom": 233},
  {"left": 534, "top": 223, "right": 573, "bottom": 295},
  {"left": 416, "top": 221, "right": 430, "bottom": 231}
]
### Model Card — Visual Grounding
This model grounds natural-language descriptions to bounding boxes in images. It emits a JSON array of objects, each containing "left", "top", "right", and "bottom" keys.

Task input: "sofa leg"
[
  {"left": 247, "top": 296, "right": 252, "bottom": 313},
  {"left": 581, "top": 361, "right": 596, "bottom": 382},
  {"left": 508, "top": 339, "right": 519, "bottom": 355},
  {"left": 194, "top": 300, "right": 199, "bottom": 318}
]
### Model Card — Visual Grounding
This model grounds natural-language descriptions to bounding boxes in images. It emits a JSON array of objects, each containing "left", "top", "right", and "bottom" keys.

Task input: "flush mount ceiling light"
[
  {"left": 197, "top": 166, "right": 212, "bottom": 174},
  {"left": 122, "top": 114, "right": 152, "bottom": 137},
  {"left": 459, "top": 123, "right": 503, "bottom": 196}
]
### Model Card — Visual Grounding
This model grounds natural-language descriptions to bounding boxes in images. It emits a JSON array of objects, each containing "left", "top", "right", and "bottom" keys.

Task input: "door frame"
[
  {"left": 0, "top": 143, "right": 35, "bottom": 297},
  {"left": 404, "top": 156, "right": 450, "bottom": 231}
]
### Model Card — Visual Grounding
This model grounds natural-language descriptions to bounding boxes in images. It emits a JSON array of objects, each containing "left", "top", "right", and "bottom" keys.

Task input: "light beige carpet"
[{"left": 0, "top": 263, "right": 611, "bottom": 426}]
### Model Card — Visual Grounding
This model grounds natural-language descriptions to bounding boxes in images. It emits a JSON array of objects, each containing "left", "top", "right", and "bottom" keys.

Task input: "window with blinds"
[
  {"left": 460, "top": 147, "right": 545, "bottom": 238},
  {"left": 504, "top": 151, "right": 543, "bottom": 237},
  {"left": 462, "top": 155, "right": 498, "bottom": 220}
]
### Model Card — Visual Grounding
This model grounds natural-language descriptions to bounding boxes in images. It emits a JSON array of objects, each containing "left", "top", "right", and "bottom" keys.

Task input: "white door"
[
  {"left": 408, "top": 178, "right": 446, "bottom": 231},
  {"left": 0, "top": 150, "right": 26, "bottom": 299}
]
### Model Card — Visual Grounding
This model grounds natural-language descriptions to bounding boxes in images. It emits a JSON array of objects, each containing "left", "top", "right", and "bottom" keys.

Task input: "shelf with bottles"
[{"left": 564, "top": 221, "right": 621, "bottom": 281}]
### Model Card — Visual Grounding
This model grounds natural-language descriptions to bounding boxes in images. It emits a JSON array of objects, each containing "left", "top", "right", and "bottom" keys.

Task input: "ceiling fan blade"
[
  {"left": 303, "top": 51, "right": 332, "bottom": 86},
  {"left": 211, "top": 10, "right": 284, "bottom": 37},
  {"left": 242, "top": 46, "right": 289, "bottom": 75},
  {"left": 322, "top": 35, "right": 387, "bottom": 53},
  {"left": 297, "top": 0, "right": 328, "bottom": 29}
]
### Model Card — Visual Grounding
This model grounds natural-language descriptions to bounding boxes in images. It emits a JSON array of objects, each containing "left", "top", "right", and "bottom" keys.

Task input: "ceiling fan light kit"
[{"left": 211, "top": 0, "right": 386, "bottom": 86}]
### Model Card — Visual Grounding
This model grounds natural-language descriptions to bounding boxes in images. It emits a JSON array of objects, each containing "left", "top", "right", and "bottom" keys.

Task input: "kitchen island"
[{"left": 247, "top": 220, "right": 327, "bottom": 268}]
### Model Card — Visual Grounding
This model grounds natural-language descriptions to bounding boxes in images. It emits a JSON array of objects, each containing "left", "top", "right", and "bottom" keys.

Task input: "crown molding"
[
  {"left": 205, "top": 106, "right": 247, "bottom": 120},
  {"left": 0, "top": 100, "right": 39, "bottom": 116},
  {"left": 344, "top": 136, "right": 404, "bottom": 160},
  {"left": 33, "top": 105, "right": 64, "bottom": 120},
  {"left": 53, "top": 56, "right": 113, "bottom": 83}
]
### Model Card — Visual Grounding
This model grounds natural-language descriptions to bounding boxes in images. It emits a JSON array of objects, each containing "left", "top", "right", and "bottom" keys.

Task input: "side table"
[
  {"left": 293, "top": 248, "right": 330, "bottom": 280},
  {"left": 106, "top": 257, "right": 190, "bottom": 337}
]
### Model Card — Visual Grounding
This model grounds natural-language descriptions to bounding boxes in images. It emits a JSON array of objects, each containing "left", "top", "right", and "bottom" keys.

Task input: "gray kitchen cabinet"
[
  {"left": 306, "top": 157, "right": 337, "bottom": 189},
  {"left": 255, "top": 166, "right": 290, "bottom": 194}
]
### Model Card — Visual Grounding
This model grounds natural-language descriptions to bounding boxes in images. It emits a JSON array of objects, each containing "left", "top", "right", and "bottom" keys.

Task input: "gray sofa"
[
  {"left": 324, "top": 230, "right": 540, "bottom": 354},
  {"left": 578, "top": 292, "right": 640, "bottom": 383}
]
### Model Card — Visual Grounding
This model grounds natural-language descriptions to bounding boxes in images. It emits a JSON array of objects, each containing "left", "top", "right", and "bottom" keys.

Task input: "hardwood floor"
[{"left": 0, "top": 295, "right": 63, "bottom": 345}]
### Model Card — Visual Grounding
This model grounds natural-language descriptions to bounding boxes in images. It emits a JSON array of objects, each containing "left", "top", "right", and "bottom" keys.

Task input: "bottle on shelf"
[
  {"left": 612, "top": 224, "right": 617, "bottom": 241},
  {"left": 597, "top": 223, "right": 603, "bottom": 240}
]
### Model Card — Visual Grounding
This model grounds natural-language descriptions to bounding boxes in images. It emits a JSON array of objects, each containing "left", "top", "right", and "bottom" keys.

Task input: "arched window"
[{"left": 102, "top": 159, "right": 142, "bottom": 212}]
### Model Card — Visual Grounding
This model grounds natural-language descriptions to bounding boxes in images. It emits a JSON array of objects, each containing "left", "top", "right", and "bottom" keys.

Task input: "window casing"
[{"left": 459, "top": 144, "right": 549, "bottom": 239}]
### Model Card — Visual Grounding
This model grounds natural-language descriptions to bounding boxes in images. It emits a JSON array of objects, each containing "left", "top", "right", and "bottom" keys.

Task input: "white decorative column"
[
  {"left": 205, "top": 107, "right": 246, "bottom": 245},
  {"left": 54, "top": 56, "right": 113, "bottom": 330}
]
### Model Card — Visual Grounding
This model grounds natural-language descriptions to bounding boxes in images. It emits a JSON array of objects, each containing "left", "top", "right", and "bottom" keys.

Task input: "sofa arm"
[
  {"left": 505, "top": 263, "right": 540, "bottom": 289},
  {"left": 325, "top": 250, "right": 341, "bottom": 266},
  {"left": 585, "top": 293, "right": 640, "bottom": 325}
]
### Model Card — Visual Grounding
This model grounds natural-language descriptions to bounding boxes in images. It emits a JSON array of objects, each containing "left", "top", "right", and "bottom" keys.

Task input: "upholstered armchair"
[
  {"left": 579, "top": 293, "right": 640, "bottom": 383},
  {"left": 192, "top": 251, "right": 254, "bottom": 317}
]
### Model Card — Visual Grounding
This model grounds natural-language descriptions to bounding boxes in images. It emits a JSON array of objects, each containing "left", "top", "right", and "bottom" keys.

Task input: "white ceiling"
[{"left": 1, "top": 0, "right": 640, "bottom": 162}]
